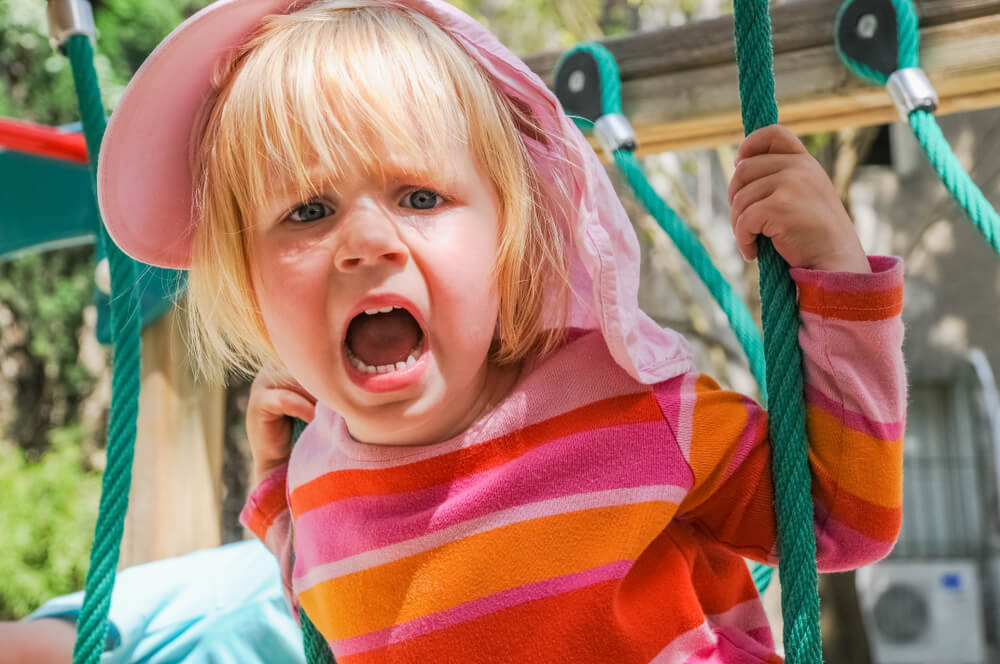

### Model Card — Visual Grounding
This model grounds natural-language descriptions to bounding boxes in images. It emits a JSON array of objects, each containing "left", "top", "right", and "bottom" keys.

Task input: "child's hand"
[
  {"left": 728, "top": 125, "right": 870, "bottom": 273},
  {"left": 246, "top": 370, "right": 316, "bottom": 486}
]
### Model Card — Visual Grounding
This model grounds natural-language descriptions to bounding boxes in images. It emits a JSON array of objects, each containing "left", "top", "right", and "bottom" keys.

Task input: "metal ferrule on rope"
[
  {"left": 593, "top": 113, "right": 637, "bottom": 158},
  {"left": 47, "top": 0, "right": 96, "bottom": 51},
  {"left": 886, "top": 67, "right": 938, "bottom": 120}
]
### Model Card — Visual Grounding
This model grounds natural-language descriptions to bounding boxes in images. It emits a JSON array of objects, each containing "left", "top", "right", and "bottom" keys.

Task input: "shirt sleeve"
[
  {"left": 240, "top": 463, "right": 298, "bottom": 614},
  {"left": 663, "top": 256, "right": 906, "bottom": 572}
]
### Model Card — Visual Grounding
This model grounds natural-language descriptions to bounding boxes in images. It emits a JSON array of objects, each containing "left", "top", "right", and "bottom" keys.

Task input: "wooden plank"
[
  {"left": 524, "top": 2, "right": 1000, "bottom": 153},
  {"left": 526, "top": 0, "right": 1000, "bottom": 79},
  {"left": 119, "top": 307, "right": 226, "bottom": 567}
]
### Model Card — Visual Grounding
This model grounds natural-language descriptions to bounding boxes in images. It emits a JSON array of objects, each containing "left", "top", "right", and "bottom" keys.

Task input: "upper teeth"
[{"left": 364, "top": 306, "right": 400, "bottom": 315}]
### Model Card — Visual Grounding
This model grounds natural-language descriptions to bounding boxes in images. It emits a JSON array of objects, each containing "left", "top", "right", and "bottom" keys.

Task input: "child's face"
[{"left": 249, "top": 142, "right": 517, "bottom": 445}]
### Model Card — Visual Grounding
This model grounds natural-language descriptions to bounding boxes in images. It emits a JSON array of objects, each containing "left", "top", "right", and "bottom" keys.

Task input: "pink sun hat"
[{"left": 97, "top": 0, "right": 692, "bottom": 384}]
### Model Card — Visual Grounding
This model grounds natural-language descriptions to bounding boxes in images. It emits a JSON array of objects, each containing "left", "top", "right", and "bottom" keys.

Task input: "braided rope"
[
  {"left": 614, "top": 150, "right": 768, "bottom": 398},
  {"left": 301, "top": 603, "right": 338, "bottom": 663},
  {"left": 732, "top": 1, "right": 823, "bottom": 662},
  {"left": 909, "top": 110, "right": 1000, "bottom": 253},
  {"left": 835, "top": 0, "right": 1000, "bottom": 256},
  {"left": 63, "top": 33, "right": 143, "bottom": 664},
  {"left": 562, "top": 42, "right": 768, "bottom": 401}
]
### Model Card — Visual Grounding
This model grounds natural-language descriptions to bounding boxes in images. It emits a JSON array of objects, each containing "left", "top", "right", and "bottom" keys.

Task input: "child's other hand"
[
  {"left": 246, "top": 370, "right": 316, "bottom": 486},
  {"left": 728, "top": 125, "right": 870, "bottom": 273}
]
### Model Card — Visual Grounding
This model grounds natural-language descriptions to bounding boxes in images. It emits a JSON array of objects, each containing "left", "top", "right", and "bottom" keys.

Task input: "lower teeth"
[{"left": 347, "top": 338, "right": 424, "bottom": 375}]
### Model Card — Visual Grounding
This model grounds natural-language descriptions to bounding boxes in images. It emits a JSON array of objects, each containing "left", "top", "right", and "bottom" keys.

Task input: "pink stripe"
[
  {"left": 814, "top": 501, "right": 895, "bottom": 572},
  {"left": 652, "top": 622, "right": 779, "bottom": 663},
  {"left": 693, "top": 626, "right": 780, "bottom": 663},
  {"left": 806, "top": 385, "right": 904, "bottom": 441},
  {"left": 292, "top": 420, "right": 690, "bottom": 570},
  {"left": 330, "top": 560, "right": 632, "bottom": 656},
  {"left": 790, "top": 255, "right": 901, "bottom": 289},
  {"left": 798, "top": 311, "right": 905, "bottom": 425},
  {"left": 706, "top": 599, "right": 771, "bottom": 635}
]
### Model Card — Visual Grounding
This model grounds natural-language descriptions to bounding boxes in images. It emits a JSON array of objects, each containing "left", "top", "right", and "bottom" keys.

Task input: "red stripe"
[
  {"left": 811, "top": 462, "right": 901, "bottom": 543},
  {"left": 245, "top": 475, "right": 288, "bottom": 540},
  {"left": 797, "top": 281, "right": 902, "bottom": 321},
  {"left": 0, "top": 118, "right": 88, "bottom": 163},
  {"left": 291, "top": 392, "right": 662, "bottom": 515}
]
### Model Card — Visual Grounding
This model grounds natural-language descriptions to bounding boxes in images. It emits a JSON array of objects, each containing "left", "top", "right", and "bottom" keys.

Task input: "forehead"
[{"left": 215, "top": 5, "right": 487, "bottom": 211}]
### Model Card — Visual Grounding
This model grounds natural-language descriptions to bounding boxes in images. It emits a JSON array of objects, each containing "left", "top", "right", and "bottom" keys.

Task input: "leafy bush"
[{"left": 0, "top": 426, "right": 100, "bottom": 620}]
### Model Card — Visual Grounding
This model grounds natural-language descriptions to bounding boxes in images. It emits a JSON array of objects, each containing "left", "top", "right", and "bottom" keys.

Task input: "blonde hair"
[{"left": 187, "top": 0, "right": 572, "bottom": 382}]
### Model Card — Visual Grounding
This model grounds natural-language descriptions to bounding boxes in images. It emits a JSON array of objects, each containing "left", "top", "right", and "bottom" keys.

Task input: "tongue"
[{"left": 346, "top": 309, "right": 422, "bottom": 368}]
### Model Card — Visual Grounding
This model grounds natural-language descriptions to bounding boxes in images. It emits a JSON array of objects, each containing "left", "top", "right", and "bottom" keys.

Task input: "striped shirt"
[{"left": 242, "top": 256, "right": 905, "bottom": 663}]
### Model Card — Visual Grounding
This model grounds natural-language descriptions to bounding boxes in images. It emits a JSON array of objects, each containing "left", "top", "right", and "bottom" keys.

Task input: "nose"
[{"left": 333, "top": 206, "right": 408, "bottom": 272}]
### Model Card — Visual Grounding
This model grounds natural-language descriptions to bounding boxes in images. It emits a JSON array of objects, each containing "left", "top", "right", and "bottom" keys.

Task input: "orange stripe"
[
  {"left": 336, "top": 579, "right": 702, "bottom": 664},
  {"left": 685, "top": 442, "right": 777, "bottom": 563},
  {"left": 685, "top": 375, "right": 756, "bottom": 509},
  {"left": 301, "top": 501, "right": 673, "bottom": 640},
  {"left": 798, "top": 282, "right": 902, "bottom": 321},
  {"left": 291, "top": 392, "right": 662, "bottom": 515},
  {"left": 807, "top": 404, "right": 902, "bottom": 508},
  {"left": 245, "top": 477, "right": 288, "bottom": 540},
  {"left": 812, "top": 463, "right": 902, "bottom": 542}
]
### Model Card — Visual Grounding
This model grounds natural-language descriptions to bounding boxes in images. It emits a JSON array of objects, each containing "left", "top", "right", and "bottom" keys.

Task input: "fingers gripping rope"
[{"left": 732, "top": 1, "right": 824, "bottom": 662}]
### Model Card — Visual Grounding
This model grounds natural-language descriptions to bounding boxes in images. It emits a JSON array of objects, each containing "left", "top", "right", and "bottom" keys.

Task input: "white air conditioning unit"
[{"left": 857, "top": 559, "right": 986, "bottom": 664}]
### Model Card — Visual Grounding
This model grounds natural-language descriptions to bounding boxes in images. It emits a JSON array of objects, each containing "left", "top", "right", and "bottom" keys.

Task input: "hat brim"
[{"left": 97, "top": 0, "right": 292, "bottom": 269}]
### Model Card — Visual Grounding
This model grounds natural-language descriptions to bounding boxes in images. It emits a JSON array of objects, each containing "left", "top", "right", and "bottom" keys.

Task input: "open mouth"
[{"left": 344, "top": 305, "right": 427, "bottom": 375}]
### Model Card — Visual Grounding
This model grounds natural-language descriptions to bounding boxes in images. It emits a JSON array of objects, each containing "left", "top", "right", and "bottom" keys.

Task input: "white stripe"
[
  {"left": 672, "top": 371, "right": 698, "bottom": 463},
  {"left": 705, "top": 598, "right": 771, "bottom": 634},
  {"left": 295, "top": 484, "right": 686, "bottom": 590},
  {"left": 650, "top": 621, "right": 717, "bottom": 663}
]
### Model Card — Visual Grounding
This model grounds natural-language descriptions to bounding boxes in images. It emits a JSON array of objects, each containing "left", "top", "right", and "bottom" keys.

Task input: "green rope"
[
  {"left": 733, "top": 1, "right": 823, "bottom": 662},
  {"left": 301, "top": 601, "right": 338, "bottom": 663},
  {"left": 908, "top": 110, "right": 1000, "bottom": 253},
  {"left": 560, "top": 43, "right": 768, "bottom": 403},
  {"left": 61, "top": 32, "right": 143, "bottom": 664},
  {"left": 835, "top": 0, "right": 1000, "bottom": 255},
  {"left": 614, "top": 150, "right": 768, "bottom": 400}
]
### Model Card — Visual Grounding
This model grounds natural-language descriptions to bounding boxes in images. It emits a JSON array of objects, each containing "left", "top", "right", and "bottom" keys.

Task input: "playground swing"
[{"left": 39, "top": 0, "right": 1000, "bottom": 663}]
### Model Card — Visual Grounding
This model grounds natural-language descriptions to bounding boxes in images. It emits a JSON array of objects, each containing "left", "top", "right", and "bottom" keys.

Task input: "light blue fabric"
[{"left": 28, "top": 540, "right": 304, "bottom": 664}]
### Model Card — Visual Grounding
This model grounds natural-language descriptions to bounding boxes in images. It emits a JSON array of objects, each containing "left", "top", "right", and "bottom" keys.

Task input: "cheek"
[
  {"left": 428, "top": 224, "right": 502, "bottom": 343},
  {"left": 251, "top": 245, "right": 333, "bottom": 357}
]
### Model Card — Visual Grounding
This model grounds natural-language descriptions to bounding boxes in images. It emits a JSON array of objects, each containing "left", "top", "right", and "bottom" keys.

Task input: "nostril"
[{"left": 340, "top": 257, "right": 363, "bottom": 270}]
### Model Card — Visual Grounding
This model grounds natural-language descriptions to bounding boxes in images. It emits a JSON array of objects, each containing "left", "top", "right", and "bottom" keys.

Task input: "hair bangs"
[{"left": 211, "top": 1, "right": 481, "bottom": 219}]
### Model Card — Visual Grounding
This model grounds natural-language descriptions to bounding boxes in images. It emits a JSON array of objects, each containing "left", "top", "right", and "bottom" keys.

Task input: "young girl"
[{"left": 97, "top": 0, "right": 905, "bottom": 661}]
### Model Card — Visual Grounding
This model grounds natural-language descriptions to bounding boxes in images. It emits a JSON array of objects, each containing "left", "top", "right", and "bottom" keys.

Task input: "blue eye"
[
  {"left": 288, "top": 201, "right": 333, "bottom": 223},
  {"left": 403, "top": 189, "right": 442, "bottom": 210}
]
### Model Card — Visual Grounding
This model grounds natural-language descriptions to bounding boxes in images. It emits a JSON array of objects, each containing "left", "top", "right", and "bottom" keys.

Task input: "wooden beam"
[
  {"left": 524, "top": 0, "right": 1000, "bottom": 153},
  {"left": 120, "top": 307, "right": 226, "bottom": 567}
]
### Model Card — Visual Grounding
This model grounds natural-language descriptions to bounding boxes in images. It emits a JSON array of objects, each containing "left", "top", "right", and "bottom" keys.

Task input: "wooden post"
[
  {"left": 119, "top": 307, "right": 226, "bottom": 567},
  {"left": 525, "top": 0, "right": 1000, "bottom": 153}
]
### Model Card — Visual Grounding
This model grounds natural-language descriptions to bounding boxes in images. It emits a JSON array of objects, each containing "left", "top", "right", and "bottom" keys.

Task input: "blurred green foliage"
[{"left": 0, "top": 428, "right": 101, "bottom": 620}]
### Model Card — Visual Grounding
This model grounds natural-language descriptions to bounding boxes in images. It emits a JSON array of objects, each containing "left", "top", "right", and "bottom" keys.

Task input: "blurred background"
[{"left": 2, "top": 1, "right": 999, "bottom": 663}]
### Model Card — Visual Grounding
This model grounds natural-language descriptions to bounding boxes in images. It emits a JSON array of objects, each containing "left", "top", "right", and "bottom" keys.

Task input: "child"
[{"left": 97, "top": 0, "right": 906, "bottom": 661}]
